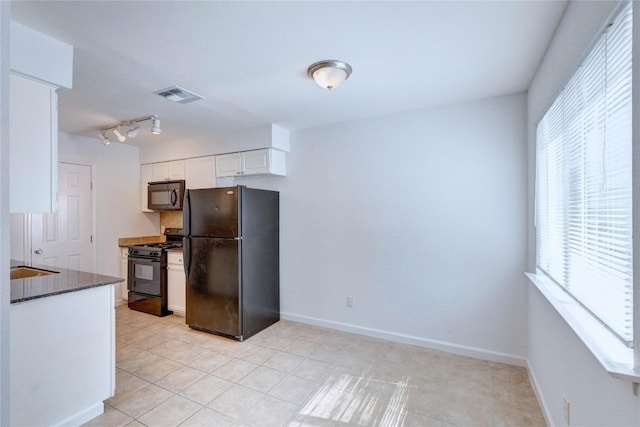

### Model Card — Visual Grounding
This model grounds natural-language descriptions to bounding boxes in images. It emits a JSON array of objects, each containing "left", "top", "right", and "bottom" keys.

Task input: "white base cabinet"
[
  {"left": 167, "top": 251, "right": 186, "bottom": 316},
  {"left": 10, "top": 285, "right": 115, "bottom": 426},
  {"left": 120, "top": 248, "right": 129, "bottom": 304}
]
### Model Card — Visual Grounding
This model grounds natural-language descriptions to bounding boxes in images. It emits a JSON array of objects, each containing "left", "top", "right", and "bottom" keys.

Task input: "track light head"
[
  {"left": 98, "top": 131, "right": 111, "bottom": 145},
  {"left": 127, "top": 126, "right": 140, "bottom": 138},
  {"left": 112, "top": 127, "right": 127, "bottom": 142},
  {"left": 151, "top": 117, "right": 161, "bottom": 135}
]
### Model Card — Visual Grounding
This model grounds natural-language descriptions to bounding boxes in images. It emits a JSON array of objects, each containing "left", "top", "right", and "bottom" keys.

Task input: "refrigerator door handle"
[
  {"left": 183, "top": 189, "right": 191, "bottom": 279},
  {"left": 183, "top": 190, "right": 190, "bottom": 237},
  {"left": 184, "top": 238, "right": 191, "bottom": 280}
]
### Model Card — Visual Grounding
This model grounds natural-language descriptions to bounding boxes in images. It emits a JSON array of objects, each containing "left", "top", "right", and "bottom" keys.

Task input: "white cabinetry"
[
  {"left": 167, "top": 251, "right": 186, "bottom": 316},
  {"left": 11, "top": 285, "right": 115, "bottom": 426},
  {"left": 140, "top": 164, "right": 153, "bottom": 212},
  {"left": 141, "top": 160, "right": 188, "bottom": 212},
  {"left": 120, "top": 248, "right": 129, "bottom": 303},
  {"left": 216, "top": 148, "right": 286, "bottom": 178},
  {"left": 185, "top": 156, "right": 216, "bottom": 189},
  {"left": 152, "top": 160, "right": 185, "bottom": 181},
  {"left": 10, "top": 74, "right": 58, "bottom": 213},
  {"left": 216, "top": 152, "right": 242, "bottom": 177}
]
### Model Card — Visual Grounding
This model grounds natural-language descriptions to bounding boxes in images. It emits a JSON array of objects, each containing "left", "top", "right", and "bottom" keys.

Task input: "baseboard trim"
[
  {"left": 56, "top": 402, "right": 104, "bottom": 427},
  {"left": 526, "top": 359, "right": 554, "bottom": 427},
  {"left": 280, "top": 311, "right": 527, "bottom": 367}
]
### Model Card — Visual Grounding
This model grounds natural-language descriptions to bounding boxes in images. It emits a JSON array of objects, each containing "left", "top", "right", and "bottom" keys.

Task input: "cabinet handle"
[{"left": 34, "top": 249, "right": 43, "bottom": 254}]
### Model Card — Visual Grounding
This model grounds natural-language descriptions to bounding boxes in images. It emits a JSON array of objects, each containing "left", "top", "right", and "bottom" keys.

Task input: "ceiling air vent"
[{"left": 153, "top": 86, "right": 204, "bottom": 104}]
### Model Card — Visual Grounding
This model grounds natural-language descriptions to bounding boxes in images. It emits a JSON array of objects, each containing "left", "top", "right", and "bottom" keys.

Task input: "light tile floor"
[{"left": 83, "top": 306, "right": 545, "bottom": 427}]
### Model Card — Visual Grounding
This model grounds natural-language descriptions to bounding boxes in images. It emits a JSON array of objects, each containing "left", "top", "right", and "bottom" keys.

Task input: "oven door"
[{"left": 128, "top": 256, "right": 162, "bottom": 296}]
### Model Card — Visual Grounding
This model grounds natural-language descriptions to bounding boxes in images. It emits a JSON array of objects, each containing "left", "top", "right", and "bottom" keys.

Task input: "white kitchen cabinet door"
[
  {"left": 168, "top": 160, "right": 185, "bottom": 180},
  {"left": 151, "top": 162, "right": 169, "bottom": 181},
  {"left": 10, "top": 74, "right": 58, "bottom": 213},
  {"left": 216, "top": 149, "right": 286, "bottom": 178},
  {"left": 140, "top": 164, "right": 153, "bottom": 212},
  {"left": 167, "top": 251, "right": 185, "bottom": 316},
  {"left": 151, "top": 160, "right": 185, "bottom": 181},
  {"left": 185, "top": 156, "right": 216, "bottom": 189},
  {"left": 242, "top": 149, "right": 271, "bottom": 175},
  {"left": 121, "top": 248, "right": 129, "bottom": 303},
  {"left": 215, "top": 152, "right": 242, "bottom": 177}
]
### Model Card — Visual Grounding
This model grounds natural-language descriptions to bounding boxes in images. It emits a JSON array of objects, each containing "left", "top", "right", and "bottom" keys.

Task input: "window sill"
[{"left": 526, "top": 272, "right": 639, "bottom": 383}]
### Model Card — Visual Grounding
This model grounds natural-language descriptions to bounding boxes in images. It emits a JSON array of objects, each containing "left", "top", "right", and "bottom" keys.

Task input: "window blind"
[{"left": 535, "top": 1, "right": 633, "bottom": 345}]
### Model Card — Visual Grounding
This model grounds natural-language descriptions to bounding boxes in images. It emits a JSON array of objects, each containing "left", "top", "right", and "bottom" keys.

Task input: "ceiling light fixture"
[
  {"left": 151, "top": 117, "right": 161, "bottom": 135},
  {"left": 307, "top": 60, "right": 352, "bottom": 90},
  {"left": 112, "top": 127, "right": 127, "bottom": 143},
  {"left": 98, "top": 131, "right": 111, "bottom": 146},
  {"left": 98, "top": 115, "right": 161, "bottom": 144},
  {"left": 127, "top": 126, "right": 140, "bottom": 138}
]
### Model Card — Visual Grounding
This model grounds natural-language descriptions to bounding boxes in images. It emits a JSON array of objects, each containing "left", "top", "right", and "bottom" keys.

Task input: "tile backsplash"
[{"left": 160, "top": 210, "right": 183, "bottom": 230}]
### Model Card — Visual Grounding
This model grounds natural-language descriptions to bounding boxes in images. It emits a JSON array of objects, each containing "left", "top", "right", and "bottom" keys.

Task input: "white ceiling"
[{"left": 11, "top": 0, "right": 568, "bottom": 146}]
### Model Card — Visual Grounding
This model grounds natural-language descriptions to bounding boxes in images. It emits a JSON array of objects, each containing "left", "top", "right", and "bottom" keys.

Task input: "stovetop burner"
[
  {"left": 146, "top": 241, "right": 183, "bottom": 250},
  {"left": 128, "top": 228, "right": 183, "bottom": 256}
]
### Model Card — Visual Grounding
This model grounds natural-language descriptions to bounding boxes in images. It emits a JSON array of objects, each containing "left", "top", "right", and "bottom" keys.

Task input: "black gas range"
[{"left": 127, "top": 228, "right": 183, "bottom": 317}]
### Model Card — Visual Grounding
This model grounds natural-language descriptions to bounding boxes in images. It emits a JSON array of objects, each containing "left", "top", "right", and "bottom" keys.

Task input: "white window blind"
[{"left": 536, "top": 1, "right": 633, "bottom": 345}]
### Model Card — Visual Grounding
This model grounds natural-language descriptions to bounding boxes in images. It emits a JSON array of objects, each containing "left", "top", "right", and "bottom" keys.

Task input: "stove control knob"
[
  {"left": 151, "top": 251, "right": 159, "bottom": 257},
  {"left": 130, "top": 249, "right": 138, "bottom": 255}
]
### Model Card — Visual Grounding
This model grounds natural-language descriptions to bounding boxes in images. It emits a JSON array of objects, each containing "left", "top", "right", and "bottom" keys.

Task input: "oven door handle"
[{"left": 128, "top": 257, "right": 161, "bottom": 263}]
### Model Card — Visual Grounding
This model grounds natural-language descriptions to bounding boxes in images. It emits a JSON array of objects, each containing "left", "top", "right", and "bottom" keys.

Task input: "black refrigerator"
[{"left": 183, "top": 186, "right": 280, "bottom": 341}]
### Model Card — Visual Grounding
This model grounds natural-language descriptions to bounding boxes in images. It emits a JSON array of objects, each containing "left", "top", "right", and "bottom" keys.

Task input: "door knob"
[{"left": 34, "top": 249, "right": 43, "bottom": 254}]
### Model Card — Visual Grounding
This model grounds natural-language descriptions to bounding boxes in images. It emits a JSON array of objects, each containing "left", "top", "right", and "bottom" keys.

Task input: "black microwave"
[{"left": 148, "top": 180, "right": 185, "bottom": 211}]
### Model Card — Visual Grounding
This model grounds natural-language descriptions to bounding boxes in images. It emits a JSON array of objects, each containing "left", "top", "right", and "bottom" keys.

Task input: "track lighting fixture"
[
  {"left": 151, "top": 117, "right": 161, "bottom": 135},
  {"left": 98, "top": 131, "right": 111, "bottom": 145},
  {"left": 127, "top": 126, "right": 140, "bottom": 138},
  {"left": 97, "top": 115, "right": 161, "bottom": 145},
  {"left": 112, "top": 127, "right": 127, "bottom": 143}
]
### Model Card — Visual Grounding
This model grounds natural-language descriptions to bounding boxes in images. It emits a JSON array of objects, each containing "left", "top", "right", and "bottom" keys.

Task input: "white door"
[{"left": 31, "top": 162, "right": 94, "bottom": 272}]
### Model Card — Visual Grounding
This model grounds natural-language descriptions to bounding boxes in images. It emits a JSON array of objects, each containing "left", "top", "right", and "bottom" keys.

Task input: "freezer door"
[
  {"left": 185, "top": 237, "right": 241, "bottom": 337},
  {"left": 184, "top": 187, "right": 239, "bottom": 238}
]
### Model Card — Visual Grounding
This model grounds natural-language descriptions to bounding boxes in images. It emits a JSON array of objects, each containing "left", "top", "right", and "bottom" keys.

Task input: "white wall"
[
  {"left": 0, "top": 2, "right": 10, "bottom": 425},
  {"left": 241, "top": 93, "right": 528, "bottom": 363},
  {"left": 527, "top": 1, "right": 640, "bottom": 425},
  {"left": 58, "top": 132, "right": 159, "bottom": 277}
]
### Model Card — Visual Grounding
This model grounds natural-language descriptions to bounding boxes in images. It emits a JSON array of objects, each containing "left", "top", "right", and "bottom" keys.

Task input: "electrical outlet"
[
  {"left": 563, "top": 398, "right": 570, "bottom": 425},
  {"left": 346, "top": 296, "right": 353, "bottom": 308}
]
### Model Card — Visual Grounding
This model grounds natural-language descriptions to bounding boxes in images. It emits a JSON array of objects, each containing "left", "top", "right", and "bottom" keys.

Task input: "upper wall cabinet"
[
  {"left": 10, "top": 75, "right": 58, "bottom": 213},
  {"left": 151, "top": 160, "right": 185, "bottom": 181},
  {"left": 216, "top": 149, "right": 286, "bottom": 178},
  {"left": 185, "top": 156, "right": 216, "bottom": 189},
  {"left": 9, "top": 22, "right": 73, "bottom": 213}
]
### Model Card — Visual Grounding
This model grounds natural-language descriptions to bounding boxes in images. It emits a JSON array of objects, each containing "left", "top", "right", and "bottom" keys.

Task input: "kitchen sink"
[{"left": 10, "top": 266, "right": 59, "bottom": 280}]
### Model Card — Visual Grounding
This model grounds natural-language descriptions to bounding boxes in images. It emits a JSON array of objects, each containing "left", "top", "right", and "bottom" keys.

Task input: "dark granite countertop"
[{"left": 10, "top": 260, "right": 124, "bottom": 304}]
